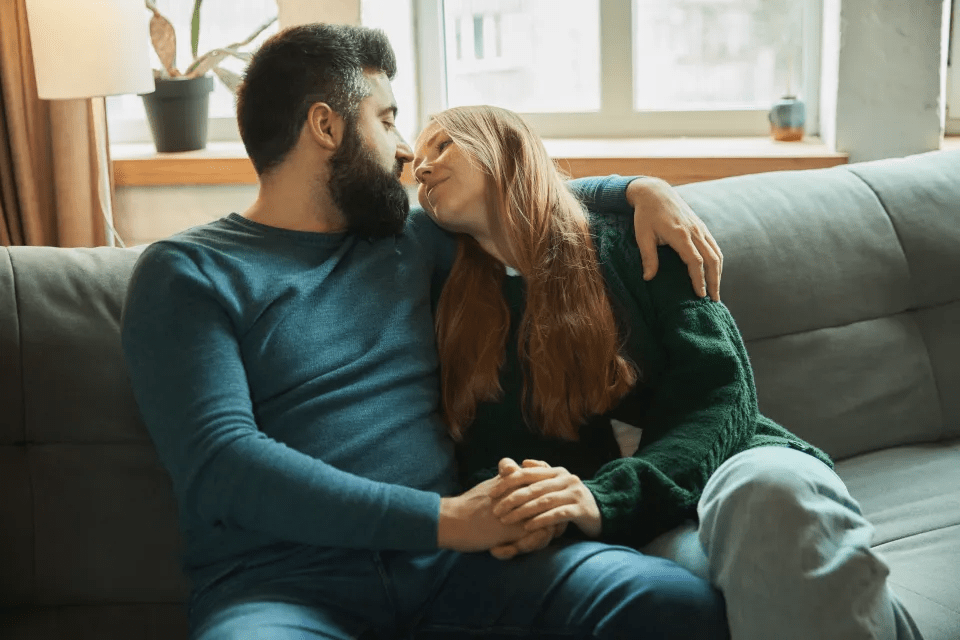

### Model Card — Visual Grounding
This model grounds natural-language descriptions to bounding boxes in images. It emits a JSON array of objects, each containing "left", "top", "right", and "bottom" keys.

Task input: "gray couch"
[{"left": 2, "top": 149, "right": 958, "bottom": 640}]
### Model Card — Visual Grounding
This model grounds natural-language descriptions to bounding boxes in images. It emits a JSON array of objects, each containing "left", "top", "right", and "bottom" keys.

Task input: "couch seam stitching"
[
  {"left": 746, "top": 297, "right": 959, "bottom": 345},
  {"left": 886, "top": 580, "right": 960, "bottom": 615},
  {"left": 9, "top": 249, "right": 38, "bottom": 601},
  {"left": 845, "top": 167, "right": 914, "bottom": 286},
  {"left": 873, "top": 522, "right": 960, "bottom": 550}
]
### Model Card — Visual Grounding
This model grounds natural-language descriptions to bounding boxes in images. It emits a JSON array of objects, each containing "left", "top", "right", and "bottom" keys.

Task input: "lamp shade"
[{"left": 25, "top": 0, "right": 155, "bottom": 100}]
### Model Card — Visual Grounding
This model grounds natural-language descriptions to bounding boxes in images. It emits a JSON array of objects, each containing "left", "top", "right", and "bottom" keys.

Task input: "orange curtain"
[{"left": 0, "top": 0, "right": 106, "bottom": 247}]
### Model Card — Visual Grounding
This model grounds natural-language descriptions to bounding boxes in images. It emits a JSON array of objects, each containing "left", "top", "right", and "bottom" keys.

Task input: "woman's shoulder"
[
  {"left": 405, "top": 206, "right": 458, "bottom": 268},
  {"left": 588, "top": 213, "right": 707, "bottom": 309}
]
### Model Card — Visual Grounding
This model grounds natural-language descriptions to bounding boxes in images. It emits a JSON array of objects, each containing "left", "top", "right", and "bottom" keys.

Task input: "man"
[{"left": 122, "top": 23, "right": 727, "bottom": 639}]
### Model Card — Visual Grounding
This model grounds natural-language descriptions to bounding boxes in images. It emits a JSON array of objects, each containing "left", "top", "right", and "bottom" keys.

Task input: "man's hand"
[
  {"left": 489, "top": 521, "right": 568, "bottom": 560},
  {"left": 490, "top": 458, "right": 602, "bottom": 539},
  {"left": 626, "top": 177, "right": 723, "bottom": 302},
  {"left": 437, "top": 475, "right": 528, "bottom": 553}
]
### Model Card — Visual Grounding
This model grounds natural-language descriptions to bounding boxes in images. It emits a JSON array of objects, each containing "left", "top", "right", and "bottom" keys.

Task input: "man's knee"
[{"left": 193, "top": 599, "right": 368, "bottom": 640}]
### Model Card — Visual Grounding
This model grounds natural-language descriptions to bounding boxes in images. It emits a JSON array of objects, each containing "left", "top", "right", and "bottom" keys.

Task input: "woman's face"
[{"left": 412, "top": 122, "right": 490, "bottom": 238}]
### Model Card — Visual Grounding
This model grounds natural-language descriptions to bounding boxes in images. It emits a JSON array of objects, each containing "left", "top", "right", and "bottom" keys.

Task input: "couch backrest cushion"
[
  {"left": 0, "top": 246, "right": 189, "bottom": 607},
  {"left": 848, "top": 154, "right": 960, "bottom": 444},
  {"left": 676, "top": 149, "right": 960, "bottom": 458}
]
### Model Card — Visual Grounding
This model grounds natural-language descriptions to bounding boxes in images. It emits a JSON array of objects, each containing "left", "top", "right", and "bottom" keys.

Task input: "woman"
[{"left": 412, "top": 105, "right": 924, "bottom": 640}]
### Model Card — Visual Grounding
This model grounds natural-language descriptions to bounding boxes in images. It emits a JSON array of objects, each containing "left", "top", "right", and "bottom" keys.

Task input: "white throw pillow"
[{"left": 611, "top": 418, "right": 643, "bottom": 457}]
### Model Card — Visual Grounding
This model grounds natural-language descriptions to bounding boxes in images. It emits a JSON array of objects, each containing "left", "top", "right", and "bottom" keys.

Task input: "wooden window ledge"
[{"left": 112, "top": 137, "right": 851, "bottom": 188}]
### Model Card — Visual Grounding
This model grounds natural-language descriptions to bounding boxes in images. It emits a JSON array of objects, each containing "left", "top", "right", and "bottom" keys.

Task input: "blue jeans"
[{"left": 190, "top": 540, "right": 729, "bottom": 639}]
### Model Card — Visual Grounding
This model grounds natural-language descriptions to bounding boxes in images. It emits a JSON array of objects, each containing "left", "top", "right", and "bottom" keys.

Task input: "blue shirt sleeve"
[
  {"left": 407, "top": 206, "right": 457, "bottom": 274},
  {"left": 567, "top": 175, "right": 638, "bottom": 218}
]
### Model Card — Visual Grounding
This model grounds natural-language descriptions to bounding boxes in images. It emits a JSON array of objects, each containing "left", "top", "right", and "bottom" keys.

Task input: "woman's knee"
[
  {"left": 700, "top": 447, "right": 853, "bottom": 520},
  {"left": 697, "top": 447, "right": 875, "bottom": 569}
]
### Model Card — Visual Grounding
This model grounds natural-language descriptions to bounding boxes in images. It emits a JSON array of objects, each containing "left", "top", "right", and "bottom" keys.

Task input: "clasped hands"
[{"left": 437, "top": 458, "right": 601, "bottom": 560}]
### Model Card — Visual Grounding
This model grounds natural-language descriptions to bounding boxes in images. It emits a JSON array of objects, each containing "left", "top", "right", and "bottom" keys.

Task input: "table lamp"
[{"left": 25, "top": 0, "right": 155, "bottom": 247}]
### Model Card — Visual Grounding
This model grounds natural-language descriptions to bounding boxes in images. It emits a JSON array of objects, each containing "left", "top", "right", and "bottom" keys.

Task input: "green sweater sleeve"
[{"left": 582, "top": 215, "right": 759, "bottom": 548}]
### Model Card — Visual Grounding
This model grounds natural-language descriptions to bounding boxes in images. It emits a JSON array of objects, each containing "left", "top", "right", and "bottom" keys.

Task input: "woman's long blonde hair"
[{"left": 433, "top": 105, "right": 638, "bottom": 442}]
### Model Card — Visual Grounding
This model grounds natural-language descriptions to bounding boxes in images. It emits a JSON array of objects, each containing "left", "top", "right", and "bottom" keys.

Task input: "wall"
[
  {"left": 821, "top": 0, "right": 951, "bottom": 162},
  {"left": 113, "top": 183, "right": 421, "bottom": 247},
  {"left": 115, "top": 185, "right": 259, "bottom": 246},
  {"left": 277, "top": 0, "right": 359, "bottom": 28}
]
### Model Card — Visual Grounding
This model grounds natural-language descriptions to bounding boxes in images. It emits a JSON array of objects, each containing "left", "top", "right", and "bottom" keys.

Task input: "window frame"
[{"left": 415, "top": 0, "right": 822, "bottom": 138}]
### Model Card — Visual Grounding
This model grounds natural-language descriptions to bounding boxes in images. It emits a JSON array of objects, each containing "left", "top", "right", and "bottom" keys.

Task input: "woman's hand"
[
  {"left": 626, "top": 176, "right": 723, "bottom": 302},
  {"left": 488, "top": 459, "right": 568, "bottom": 560},
  {"left": 490, "top": 458, "right": 602, "bottom": 539},
  {"left": 437, "top": 475, "right": 529, "bottom": 552}
]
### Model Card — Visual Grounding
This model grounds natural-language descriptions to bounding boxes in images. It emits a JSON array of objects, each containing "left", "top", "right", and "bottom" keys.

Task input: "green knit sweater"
[{"left": 454, "top": 213, "right": 832, "bottom": 549}]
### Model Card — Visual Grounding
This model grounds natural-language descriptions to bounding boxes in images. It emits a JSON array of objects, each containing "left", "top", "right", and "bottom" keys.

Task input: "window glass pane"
[
  {"left": 362, "top": 0, "right": 418, "bottom": 147},
  {"left": 107, "top": 0, "right": 278, "bottom": 126},
  {"left": 633, "top": 0, "right": 804, "bottom": 110},
  {"left": 443, "top": 0, "right": 600, "bottom": 113}
]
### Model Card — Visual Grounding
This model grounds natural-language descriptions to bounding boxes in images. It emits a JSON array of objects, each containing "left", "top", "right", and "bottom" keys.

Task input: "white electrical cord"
[{"left": 93, "top": 97, "right": 126, "bottom": 248}]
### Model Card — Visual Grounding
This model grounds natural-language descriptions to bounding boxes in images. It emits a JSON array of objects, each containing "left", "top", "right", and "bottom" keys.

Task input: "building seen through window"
[{"left": 441, "top": 0, "right": 805, "bottom": 115}]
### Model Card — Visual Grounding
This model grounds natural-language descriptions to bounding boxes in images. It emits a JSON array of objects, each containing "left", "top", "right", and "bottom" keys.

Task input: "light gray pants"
[{"left": 642, "top": 446, "right": 925, "bottom": 640}]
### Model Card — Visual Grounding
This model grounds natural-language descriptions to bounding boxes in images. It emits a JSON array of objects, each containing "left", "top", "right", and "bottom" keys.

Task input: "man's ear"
[{"left": 305, "top": 102, "right": 345, "bottom": 151}]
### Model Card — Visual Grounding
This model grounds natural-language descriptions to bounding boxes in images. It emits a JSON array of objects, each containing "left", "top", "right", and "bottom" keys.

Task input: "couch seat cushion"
[{"left": 835, "top": 441, "right": 960, "bottom": 640}]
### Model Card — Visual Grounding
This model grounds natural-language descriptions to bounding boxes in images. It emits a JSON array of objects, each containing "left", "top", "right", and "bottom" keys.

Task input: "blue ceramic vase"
[{"left": 769, "top": 96, "right": 806, "bottom": 141}]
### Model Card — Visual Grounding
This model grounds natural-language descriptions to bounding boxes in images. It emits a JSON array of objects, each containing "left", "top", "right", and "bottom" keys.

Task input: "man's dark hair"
[{"left": 236, "top": 23, "right": 397, "bottom": 175}]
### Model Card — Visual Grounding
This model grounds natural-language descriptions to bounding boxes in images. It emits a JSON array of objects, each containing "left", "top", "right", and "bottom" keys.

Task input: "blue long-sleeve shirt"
[{"left": 120, "top": 177, "right": 636, "bottom": 583}]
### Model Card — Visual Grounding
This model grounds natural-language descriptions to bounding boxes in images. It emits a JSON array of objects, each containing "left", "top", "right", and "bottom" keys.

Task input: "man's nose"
[{"left": 396, "top": 139, "right": 414, "bottom": 164}]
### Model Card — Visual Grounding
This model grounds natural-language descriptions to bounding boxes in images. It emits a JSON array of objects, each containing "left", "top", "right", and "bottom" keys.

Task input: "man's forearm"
[{"left": 568, "top": 175, "right": 637, "bottom": 217}]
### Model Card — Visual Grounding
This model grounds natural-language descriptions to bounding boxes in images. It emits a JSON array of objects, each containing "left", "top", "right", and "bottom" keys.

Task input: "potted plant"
[{"left": 142, "top": 0, "right": 277, "bottom": 152}]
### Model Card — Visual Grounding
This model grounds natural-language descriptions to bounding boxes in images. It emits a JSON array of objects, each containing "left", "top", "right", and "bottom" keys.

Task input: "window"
[
  {"left": 361, "top": 0, "right": 419, "bottom": 147},
  {"left": 416, "top": 0, "right": 821, "bottom": 137},
  {"left": 107, "top": 0, "right": 279, "bottom": 144},
  {"left": 108, "top": 0, "right": 827, "bottom": 146},
  {"left": 111, "top": 0, "right": 423, "bottom": 148},
  {"left": 442, "top": 0, "right": 600, "bottom": 112}
]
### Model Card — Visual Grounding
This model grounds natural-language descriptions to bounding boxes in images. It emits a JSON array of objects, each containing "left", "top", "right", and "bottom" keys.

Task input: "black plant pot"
[{"left": 141, "top": 75, "right": 214, "bottom": 152}]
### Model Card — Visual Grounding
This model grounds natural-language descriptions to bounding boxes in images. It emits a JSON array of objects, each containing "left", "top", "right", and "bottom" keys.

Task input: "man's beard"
[{"left": 327, "top": 124, "right": 409, "bottom": 238}]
